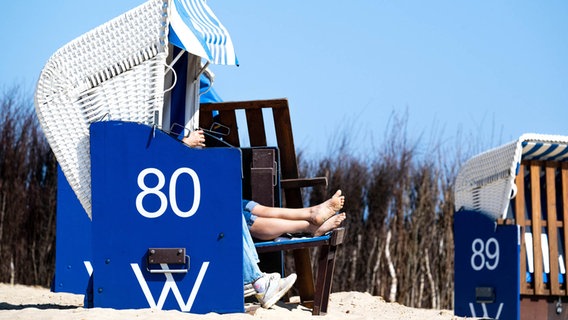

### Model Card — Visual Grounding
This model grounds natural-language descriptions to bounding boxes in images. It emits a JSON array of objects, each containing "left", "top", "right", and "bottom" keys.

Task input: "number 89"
[{"left": 471, "top": 238, "right": 499, "bottom": 271}]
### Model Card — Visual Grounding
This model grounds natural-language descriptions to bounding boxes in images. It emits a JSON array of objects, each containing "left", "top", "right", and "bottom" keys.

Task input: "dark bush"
[{"left": 0, "top": 87, "right": 57, "bottom": 287}]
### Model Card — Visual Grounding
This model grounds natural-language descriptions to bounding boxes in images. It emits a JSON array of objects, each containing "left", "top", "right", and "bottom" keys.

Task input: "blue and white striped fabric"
[
  {"left": 169, "top": 0, "right": 238, "bottom": 66},
  {"left": 522, "top": 140, "right": 568, "bottom": 162}
]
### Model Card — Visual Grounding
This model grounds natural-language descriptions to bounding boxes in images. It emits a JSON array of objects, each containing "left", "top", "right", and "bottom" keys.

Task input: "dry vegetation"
[
  {"left": 0, "top": 88, "right": 467, "bottom": 310},
  {"left": 0, "top": 87, "right": 57, "bottom": 287},
  {"left": 297, "top": 114, "right": 460, "bottom": 310}
]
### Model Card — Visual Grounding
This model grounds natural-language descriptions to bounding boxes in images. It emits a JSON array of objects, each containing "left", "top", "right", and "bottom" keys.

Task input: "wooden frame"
[
  {"left": 199, "top": 98, "right": 343, "bottom": 315},
  {"left": 511, "top": 160, "right": 568, "bottom": 317}
]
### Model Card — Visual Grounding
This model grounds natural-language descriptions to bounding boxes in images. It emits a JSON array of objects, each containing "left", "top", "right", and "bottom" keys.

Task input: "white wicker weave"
[
  {"left": 35, "top": 0, "right": 169, "bottom": 218},
  {"left": 455, "top": 133, "right": 568, "bottom": 220}
]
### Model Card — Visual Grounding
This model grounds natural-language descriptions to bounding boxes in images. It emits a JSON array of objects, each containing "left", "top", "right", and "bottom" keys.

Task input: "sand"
[{"left": 0, "top": 283, "right": 473, "bottom": 320}]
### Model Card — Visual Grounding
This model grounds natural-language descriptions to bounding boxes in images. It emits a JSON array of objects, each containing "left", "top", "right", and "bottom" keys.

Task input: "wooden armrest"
[
  {"left": 280, "top": 177, "right": 328, "bottom": 189},
  {"left": 330, "top": 227, "right": 345, "bottom": 246}
]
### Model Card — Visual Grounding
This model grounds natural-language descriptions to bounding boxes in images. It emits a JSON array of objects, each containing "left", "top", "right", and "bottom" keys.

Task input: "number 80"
[{"left": 135, "top": 167, "right": 201, "bottom": 218}]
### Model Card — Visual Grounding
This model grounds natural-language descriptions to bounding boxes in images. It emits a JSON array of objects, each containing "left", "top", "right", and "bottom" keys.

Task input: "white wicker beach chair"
[
  {"left": 455, "top": 133, "right": 568, "bottom": 220},
  {"left": 35, "top": 0, "right": 169, "bottom": 218}
]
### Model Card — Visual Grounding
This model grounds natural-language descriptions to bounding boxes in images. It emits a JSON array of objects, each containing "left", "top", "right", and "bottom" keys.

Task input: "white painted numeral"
[
  {"left": 471, "top": 238, "right": 499, "bottom": 271},
  {"left": 169, "top": 168, "right": 200, "bottom": 218},
  {"left": 136, "top": 168, "right": 201, "bottom": 218}
]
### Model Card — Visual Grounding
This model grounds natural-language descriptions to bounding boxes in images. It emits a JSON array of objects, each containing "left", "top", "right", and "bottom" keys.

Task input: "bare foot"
[
  {"left": 311, "top": 190, "right": 345, "bottom": 225},
  {"left": 312, "top": 212, "right": 346, "bottom": 237}
]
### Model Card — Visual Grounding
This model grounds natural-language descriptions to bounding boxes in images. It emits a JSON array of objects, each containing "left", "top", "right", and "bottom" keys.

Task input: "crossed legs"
[{"left": 248, "top": 190, "right": 346, "bottom": 240}]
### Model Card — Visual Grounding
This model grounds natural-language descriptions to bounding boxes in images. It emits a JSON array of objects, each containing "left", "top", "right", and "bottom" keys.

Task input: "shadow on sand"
[{"left": 0, "top": 302, "right": 80, "bottom": 310}]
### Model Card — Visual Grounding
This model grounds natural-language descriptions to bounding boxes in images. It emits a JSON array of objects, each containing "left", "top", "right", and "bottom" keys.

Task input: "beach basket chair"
[
  {"left": 36, "top": 0, "right": 246, "bottom": 313},
  {"left": 35, "top": 0, "right": 341, "bottom": 314},
  {"left": 454, "top": 134, "right": 568, "bottom": 320}
]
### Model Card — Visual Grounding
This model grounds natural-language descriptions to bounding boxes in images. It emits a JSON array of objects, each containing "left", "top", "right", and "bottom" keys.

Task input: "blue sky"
[{"left": 2, "top": 1, "right": 567, "bottom": 159}]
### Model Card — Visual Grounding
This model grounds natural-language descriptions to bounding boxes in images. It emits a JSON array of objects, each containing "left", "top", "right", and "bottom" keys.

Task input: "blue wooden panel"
[
  {"left": 52, "top": 82, "right": 223, "bottom": 296},
  {"left": 52, "top": 166, "right": 92, "bottom": 294},
  {"left": 454, "top": 210, "right": 520, "bottom": 320},
  {"left": 90, "top": 121, "right": 243, "bottom": 314}
]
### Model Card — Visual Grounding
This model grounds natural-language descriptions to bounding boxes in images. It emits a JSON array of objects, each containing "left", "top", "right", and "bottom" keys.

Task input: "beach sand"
[{"left": 0, "top": 283, "right": 475, "bottom": 320}]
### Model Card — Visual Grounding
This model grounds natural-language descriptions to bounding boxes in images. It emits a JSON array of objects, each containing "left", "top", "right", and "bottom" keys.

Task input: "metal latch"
[
  {"left": 475, "top": 286, "right": 495, "bottom": 303},
  {"left": 146, "top": 248, "right": 189, "bottom": 274}
]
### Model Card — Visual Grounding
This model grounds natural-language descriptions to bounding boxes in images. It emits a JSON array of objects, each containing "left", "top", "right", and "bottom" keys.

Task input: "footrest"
[
  {"left": 254, "top": 234, "right": 331, "bottom": 249},
  {"left": 255, "top": 228, "right": 345, "bottom": 253}
]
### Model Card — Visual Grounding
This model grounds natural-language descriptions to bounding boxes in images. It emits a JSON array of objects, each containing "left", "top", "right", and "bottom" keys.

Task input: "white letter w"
[{"left": 130, "top": 262, "right": 209, "bottom": 312}]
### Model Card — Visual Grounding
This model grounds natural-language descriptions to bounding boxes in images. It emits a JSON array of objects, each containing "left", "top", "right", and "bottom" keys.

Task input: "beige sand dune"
[{"left": 0, "top": 283, "right": 473, "bottom": 320}]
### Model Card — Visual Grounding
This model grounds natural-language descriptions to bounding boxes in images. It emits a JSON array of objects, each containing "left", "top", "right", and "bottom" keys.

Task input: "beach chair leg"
[
  {"left": 293, "top": 248, "right": 315, "bottom": 308},
  {"left": 312, "top": 245, "right": 329, "bottom": 315},
  {"left": 313, "top": 243, "right": 337, "bottom": 315},
  {"left": 323, "top": 245, "right": 338, "bottom": 314}
]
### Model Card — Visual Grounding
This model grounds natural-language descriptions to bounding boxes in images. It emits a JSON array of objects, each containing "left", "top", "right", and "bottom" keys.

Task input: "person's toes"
[
  {"left": 314, "top": 190, "right": 345, "bottom": 225},
  {"left": 330, "top": 190, "right": 345, "bottom": 212},
  {"left": 314, "top": 213, "right": 345, "bottom": 237}
]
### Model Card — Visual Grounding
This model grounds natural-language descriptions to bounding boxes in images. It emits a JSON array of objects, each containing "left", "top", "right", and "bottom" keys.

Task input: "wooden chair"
[
  {"left": 199, "top": 98, "right": 345, "bottom": 315},
  {"left": 512, "top": 160, "right": 568, "bottom": 318}
]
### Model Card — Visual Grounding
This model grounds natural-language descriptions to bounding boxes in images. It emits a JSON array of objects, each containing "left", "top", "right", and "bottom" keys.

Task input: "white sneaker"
[
  {"left": 255, "top": 273, "right": 297, "bottom": 309},
  {"left": 244, "top": 283, "right": 255, "bottom": 298}
]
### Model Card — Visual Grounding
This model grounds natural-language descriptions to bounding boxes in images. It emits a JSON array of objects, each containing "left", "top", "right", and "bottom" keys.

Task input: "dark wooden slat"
[
  {"left": 200, "top": 99, "right": 290, "bottom": 148},
  {"left": 200, "top": 98, "right": 289, "bottom": 112},
  {"left": 330, "top": 227, "right": 345, "bottom": 246},
  {"left": 272, "top": 106, "right": 303, "bottom": 208},
  {"left": 530, "top": 162, "right": 545, "bottom": 295},
  {"left": 294, "top": 248, "right": 315, "bottom": 308},
  {"left": 245, "top": 108, "right": 267, "bottom": 146},
  {"left": 199, "top": 109, "right": 213, "bottom": 130},
  {"left": 281, "top": 177, "right": 328, "bottom": 190},
  {"left": 320, "top": 245, "right": 337, "bottom": 314},
  {"left": 520, "top": 297, "right": 551, "bottom": 320},
  {"left": 497, "top": 218, "right": 516, "bottom": 225},
  {"left": 313, "top": 244, "right": 330, "bottom": 315},
  {"left": 272, "top": 106, "right": 297, "bottom": 179},
  {"left": 314, "top": 228, "right": 344, "bottom": 314},
  {"left": 522, "top": 220, "right": 564, "bottom": 228},
  {"left": 516, "top": 164, "right": 532, "bottom": 294},
  {"left": 545, "top": 162, "right": 560, "bottom": 295},
  {"left": 217, "top": 110, "right": 240, "bottom": 147}
]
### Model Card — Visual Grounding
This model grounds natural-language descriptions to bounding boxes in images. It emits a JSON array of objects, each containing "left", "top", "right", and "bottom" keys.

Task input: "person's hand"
[{"left": 182, "top": 129, "right": 206, "bottom": 148}]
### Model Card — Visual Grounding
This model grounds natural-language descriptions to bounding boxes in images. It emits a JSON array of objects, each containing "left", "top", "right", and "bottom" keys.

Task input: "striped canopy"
[
  {"left": 169, "top": 0, "right": 238, "bottom": 66},
  {"left": 521, "top": 139, "right": 568, "bottom": 162}
]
